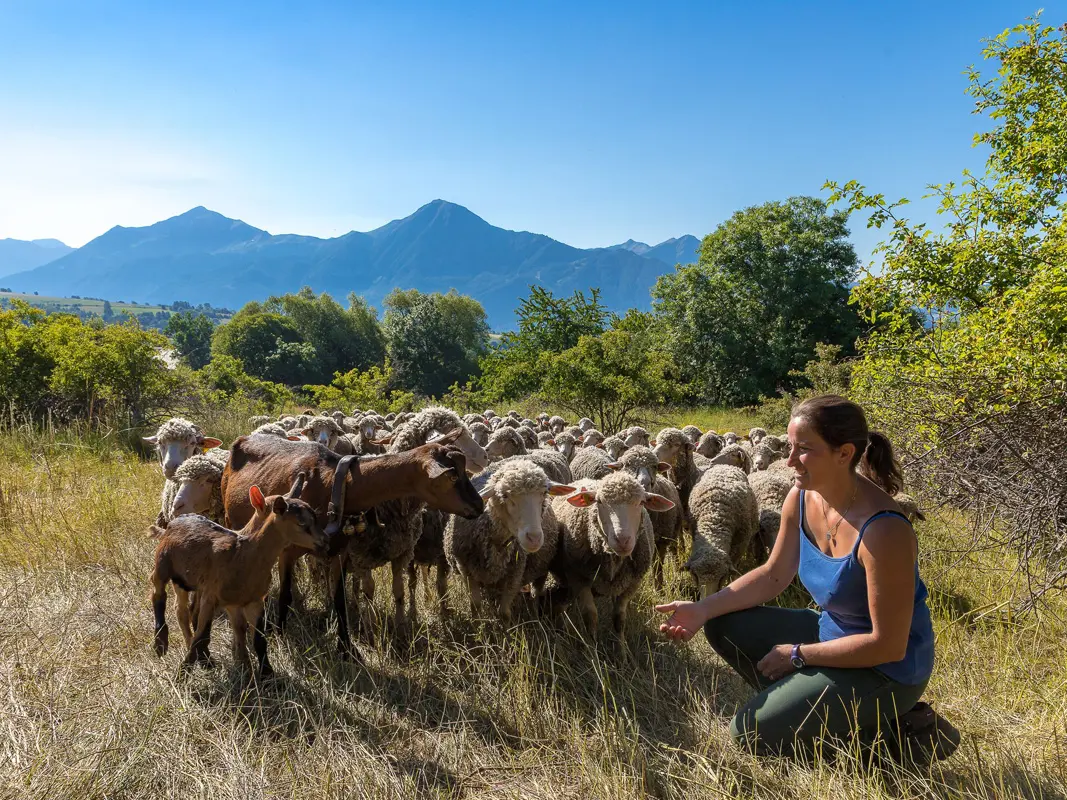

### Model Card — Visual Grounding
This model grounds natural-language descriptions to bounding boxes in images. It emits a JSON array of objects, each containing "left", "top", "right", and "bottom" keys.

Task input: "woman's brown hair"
[{"left": 791, "top": 394, "right": 904, "bottom": 495}]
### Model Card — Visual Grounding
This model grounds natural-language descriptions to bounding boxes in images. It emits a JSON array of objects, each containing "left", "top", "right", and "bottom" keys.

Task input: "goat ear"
[
  {"left": 642, "top": 493, "right": 676, "bottom": 513},
  {"left": 566, "top": 490, "right": 597, "bottom": 508},
  {"left": 547, "top": 482, "right": 576, "bottom": 497},
  {"left": 425, "top": 460, "right": 453, "bottom": 480},
  {"left": 201, "top": 437, "right": 223, "bottom": 449},
  {"left": 446, "top": 449, "right": 467, "bottom": 474},
  {"left": 657, "top": 461, "right": 673, "bottom": 474},
  {"left": 249, "top": 485, "right": 265, "bottom": 512},
  {"left": 271, "top": 496, "right": 288, "bottom": 515},
  {"left": 142, "top": 435, "right": 158, "bottom": 445}
]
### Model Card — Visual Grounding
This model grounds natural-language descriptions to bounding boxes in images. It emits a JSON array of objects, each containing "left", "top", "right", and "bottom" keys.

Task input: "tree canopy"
[{"left": 652, "top": 196, "right": 861, "bottom": 405}]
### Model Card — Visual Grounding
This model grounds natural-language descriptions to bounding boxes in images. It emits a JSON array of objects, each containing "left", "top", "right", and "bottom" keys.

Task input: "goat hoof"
[{"left": 153, "top": 627, "right": 169, "bottom": 657}]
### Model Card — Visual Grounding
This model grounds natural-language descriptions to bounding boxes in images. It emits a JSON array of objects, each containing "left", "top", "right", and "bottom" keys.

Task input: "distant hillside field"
[{"left": 0, "top": 291, "right": 168, "bottom": 315}]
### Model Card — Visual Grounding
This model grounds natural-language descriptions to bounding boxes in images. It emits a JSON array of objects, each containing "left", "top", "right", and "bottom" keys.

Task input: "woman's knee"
[
  {"left": 730, "top": 708, "right": 790, "bottom": 757},
  {"left": 703, "top": 610, "right": 748, "bottom": 653}
]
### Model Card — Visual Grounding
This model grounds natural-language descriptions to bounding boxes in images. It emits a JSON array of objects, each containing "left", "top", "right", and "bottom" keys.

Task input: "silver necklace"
[{"left": 822, "top": 480, "right": 858, "bottom": 543}]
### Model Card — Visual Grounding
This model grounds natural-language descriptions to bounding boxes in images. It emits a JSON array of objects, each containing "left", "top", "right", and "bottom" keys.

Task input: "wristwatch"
[{"left": 790, "top": 644, "right": 806, "bottom": 670}]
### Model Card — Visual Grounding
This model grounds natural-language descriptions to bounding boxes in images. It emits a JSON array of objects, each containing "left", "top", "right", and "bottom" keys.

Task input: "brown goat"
[
  {"left": 150, "top": 473, "right": 326, "bottom": 676},
  {"left": 220, "top": 430, "right": 485, "bottom": 659}
]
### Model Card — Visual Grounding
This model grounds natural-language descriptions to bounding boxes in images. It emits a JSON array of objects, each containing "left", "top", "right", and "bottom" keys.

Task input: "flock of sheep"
[{"left": 143, "top": 406, "right": 919, "bottom": 673}]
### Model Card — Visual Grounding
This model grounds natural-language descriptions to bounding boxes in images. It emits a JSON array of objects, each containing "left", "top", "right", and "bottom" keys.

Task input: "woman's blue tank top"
[{"left": 797, "top": 490, "right": 935, "bottom": 685}]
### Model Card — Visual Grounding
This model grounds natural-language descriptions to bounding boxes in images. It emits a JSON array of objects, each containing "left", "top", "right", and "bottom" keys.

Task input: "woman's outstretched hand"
[{"left": 656, "top": 600, "right": 707, "bottom": 642}]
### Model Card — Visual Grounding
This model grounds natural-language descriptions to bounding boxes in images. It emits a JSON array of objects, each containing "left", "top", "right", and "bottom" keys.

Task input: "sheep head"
[
  {"left": 478, "top": 461, "right": 574, "bottom": 553},
  {"left": 566, "top": 472, "right": 674, "bottom": 557}
]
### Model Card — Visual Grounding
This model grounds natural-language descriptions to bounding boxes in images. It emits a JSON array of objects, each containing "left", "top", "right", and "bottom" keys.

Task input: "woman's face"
[{"left": 787, "top": 416, "right": 854, "bottom": 490}]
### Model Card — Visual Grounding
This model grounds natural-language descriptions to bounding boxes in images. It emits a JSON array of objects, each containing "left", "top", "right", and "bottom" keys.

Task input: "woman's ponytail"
[{"left": 859, "top": 431, "right": 903, "bottom": 496}]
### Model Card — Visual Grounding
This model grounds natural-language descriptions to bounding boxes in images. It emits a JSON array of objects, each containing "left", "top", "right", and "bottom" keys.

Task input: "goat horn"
[{"left": 288, "top": 471, "right": 307, "bottom": 499}]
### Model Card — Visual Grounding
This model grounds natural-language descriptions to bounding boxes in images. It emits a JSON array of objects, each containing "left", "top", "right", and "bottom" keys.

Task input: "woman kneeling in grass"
[{"left": 657, "top": 395, "right": 959, "bottom": 762}]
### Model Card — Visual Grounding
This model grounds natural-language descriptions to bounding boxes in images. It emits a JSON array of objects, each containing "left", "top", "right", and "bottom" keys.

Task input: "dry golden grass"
[{"left": 0, "top": 422, "right": 1064, "bottom": 799}]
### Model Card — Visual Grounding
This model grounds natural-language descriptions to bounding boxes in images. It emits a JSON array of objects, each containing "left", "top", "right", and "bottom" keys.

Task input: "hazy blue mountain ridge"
[{"left": 4, "top": 201, "right": 702, "bottom": 328}]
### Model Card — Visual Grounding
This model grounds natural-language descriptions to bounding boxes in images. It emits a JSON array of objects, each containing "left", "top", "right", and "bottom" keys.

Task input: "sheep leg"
[
  {"left": 150, "top": 573, "right": 169, "bottom": 657},
  {"left": 391, "top": 556, "right": 410, "bottom": 639},
  {"left": 498, "top": 592, "right": 515, "bottom": 626},
  {"left": 467, "top": 577, "right": 483, "bottom": 618},
  {"left": 654, "top": 539, "right": 669, "bottom": 587},
  {"left": 577, "top": 586, "right": 598, "bottom": 642},
  {"left": 613, "top": 595, "right": 633, "bottom": 661},
  {"left": 435, "top": 556, "right": 450, "bottom": 617},
  {"left": 228, "top": 606, "right": 251, "bottom": 673},
  {"left": 406, "top": 561, "right": 419, "bottom": 623},
  {"left": 250, "top": 602, "right": 273, "bottom": 677},
  {"left": 174, "top": 586, "right": 193, "bottom": 648}
]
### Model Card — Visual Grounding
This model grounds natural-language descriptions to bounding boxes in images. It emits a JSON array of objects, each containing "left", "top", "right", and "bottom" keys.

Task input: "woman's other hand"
[
  {"left": 757, "top": 644, "right": 796, "bottom": 681},
  {"left": 656, "top": 600, "right": 707, "bottom": 642}
]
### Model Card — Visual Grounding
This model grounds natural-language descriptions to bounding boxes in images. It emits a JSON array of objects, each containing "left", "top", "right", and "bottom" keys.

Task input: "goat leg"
[
  {"left": 329, "top": 558, "right": 361, "bottom": 662},
  {"left": 275, "top": 550, "right": 298, "bottom": 633},
  {"left": 250, "top": 603, "right": 273, "bottom": 677},
  {"left": 150, "top": 576, "right": 169, "bottom": 657}
]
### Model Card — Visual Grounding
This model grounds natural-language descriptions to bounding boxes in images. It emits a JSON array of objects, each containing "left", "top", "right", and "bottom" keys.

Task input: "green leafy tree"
[
  {"left": 264, "top": 287, "right": 385, "bottom": 380},
  {"left": 303, "top": 360, "right": 415, "bottom": 413},
  {"left": 652, "top": 196, "right": 861, "bottom": 405},
  {"left": 826, "top": 15, "right": 1067, "bottom": 606},
  {"left": 164, "top": 311, "right": 214, "bottom": 369},
  {"left": 480, "top": 286, "right": 610, "bottom": 400},
  {"left": 210, "top": 305, "right": 313, "bottom": 385},
  {"left": 538, "top": 329, "right": 682, "bottom": 433},
  {"left": 383, "top": 289, "right": 489, "bottom": 397}
]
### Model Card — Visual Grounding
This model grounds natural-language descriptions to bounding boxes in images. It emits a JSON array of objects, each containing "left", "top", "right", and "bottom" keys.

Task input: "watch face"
[{"left": 791, "top": 657, "right": 805, "bottom": 669}]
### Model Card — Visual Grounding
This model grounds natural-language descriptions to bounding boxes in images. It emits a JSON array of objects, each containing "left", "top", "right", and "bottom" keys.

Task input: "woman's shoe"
[{"left": 892, "top": 701, "right": 961, "bottom": 764}]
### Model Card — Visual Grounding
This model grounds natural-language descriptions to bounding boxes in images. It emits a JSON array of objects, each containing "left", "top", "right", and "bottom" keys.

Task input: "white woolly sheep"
[
  {"left": 750, "top": 443, "right": 781, "bottom": 472},
  {"left": 536, "top": 431, "right": 555, "bottom": 449},
  {"left": 569, "top": 446, "right": 615, "bottom": 481},
  {"left": 484, "top": 409, "right": 498, "bottom": 420},
  {"left": 486, "top": 426, "right": 527, "bottom": 461},
  {"left": 710, "top": 443, "right": 752, "bottom": 473},
  {"left": 685, "top": 465, "right": 759, "bottom": 595},
  {"left": 552, "top": 431, "right": 583, "bottom": 463},
  {"left": 548, "top": 472, "right": 674, "bottom": 651},
  {"left": 599, "top": 436, "right": 628, "bottom": 461},
  {"left": 248, "top": 415, "right": 272, "bottom": 429},
  {"left": 548, "top": 415, "right": 566, "bottom": 435},
  {"left": 696, "top": 431, "right": 724, "bottom": 459},
  {"left": 581, "top": 429, "right": 605, "bottom": 448},
  {"left": 681, "top": 425, "right": 703, "bottom": 445},
  {"left": 164, "top": 453, "right": 228, "bottom": 524},
  {"left": 621, "top": 426, "right": 651, "bottom": 448},
  {"left": 652, "top": 427, "right": 703, "bottom": 528},
  {"left": 445, "top": 460, "right": 574, "bottom": 623},
  {"left": 469, "top": 421, "right": 491, "bottom": 447},
  {"left": 747, "top": 427, "right": 768, "bottom": 446},
  {"left": 613, "top": 446, "right": 683, "bottom": 583},
  {"left": 252, "top": 422, "right": 292, "bottom": 438},
  {"left": 143, "top": 417, "right": 222, "bottom": 479},
  {"left": 301, "top": 416, "right": 355, "bottom": 455},
  {"left": 722, "top": 431, "right": 739, "bottom": 446},
  {"left": 577, "top": 417, "right": 595, "bottom": 432},
  {"left": 516, "top": 426, "right": 539, "bottom": 451},
  {"left": 748, "top": 469, "right": 794, "bottom": 550}
]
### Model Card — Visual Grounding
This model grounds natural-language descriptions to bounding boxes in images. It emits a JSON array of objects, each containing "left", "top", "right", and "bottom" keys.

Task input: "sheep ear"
[
  {"left": 546, "top": 439, "right": 556, "bottom": 446},
  {"left": 650, "top": 439, "right": 657, "bottom": 446},
  {"left": 606, "top": 462, "right": 622, "bottom": 471},
  {"left": 595, "top": 442, "right": 605, "bottom": 449},
  {"left": 479, "top": 484, "right": 496, "bottom": 501},
  {"left": 566, "top": 490, "right": 596, "bottom": 508},
  {"left": 271, "top": 496, "right": 288, "bottom": 515},
  {"left": 142, "top": 435, "right": 159, "bottom": 445},
  {"left": 642, "top": 493, "right": 675, "bottom": 512},
  {"left": 249, "top": 485, "right": 265, "bottom": 512},
  {"left": 657, "top": 461, "right": 673, "bottom": 474},
  {"left": 287, "top": 435, "right": 302, "bottom": 441},
  {"left": 547, "top": 482, "right": 576, "bottom": 496},
  {"left": 201, "top": 437, "right": 223, "bottom": 449},
  {"left": 300, "top": 427, "right": 312, "bottom": 436},
  {"left": 575, "top": 435, "right": 584, "bottom": 443},
  {"left": 372, "top": 434, "right": 395, "bottom": 446}
]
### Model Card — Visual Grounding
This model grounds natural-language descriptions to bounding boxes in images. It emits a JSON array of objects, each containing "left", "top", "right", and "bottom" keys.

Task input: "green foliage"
[
  {"left": 826, "top": 15, "right": 1067, "bottom": 605},
  {"left": 652, "top": 196, "right": 861, "bottom": 406},
  {"left": 480, "top": 286, "right": 610, "bottom": 400},
  {"left": 303, "top": 361, "right": 415, "bottom": 413},
  {"left": 193, "top": 354, "right": 294, "bottom": 409},
  {"left": 755, "top": 343, "right": 853, "bottom": 430},
  {"left": 538, "top": 329, "right": 682, "bottom": 433},
  {"left": 0, "top": 301, "right": 178, "bottom": 424},
  {"left": 383, "top": 288, "right": 489, "bottom": 398},
  {"left": 264, "top": 287, "right": 385, "bottom": 380},
  {"left": 164, "top": 311, "right": 213, "bottom": 369},
  {"left": 210, "top": 304, "right": 310, "bottom": 384}
]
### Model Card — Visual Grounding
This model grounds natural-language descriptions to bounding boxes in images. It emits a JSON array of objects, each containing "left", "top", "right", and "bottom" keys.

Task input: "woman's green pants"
[{"left": 704, "top": 606, "right": 928, "bottom": 757}]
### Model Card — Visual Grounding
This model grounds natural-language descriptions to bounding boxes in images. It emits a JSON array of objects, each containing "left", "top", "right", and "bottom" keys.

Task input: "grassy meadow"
[
  {"left": 0, "top": 411, "right": 1064, "bottom": 799},
  {"left": 0, "top": 290, "right": 169, "bottom": 315}
]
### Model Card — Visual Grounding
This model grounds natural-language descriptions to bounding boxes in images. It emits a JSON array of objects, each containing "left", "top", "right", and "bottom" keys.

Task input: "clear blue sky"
[{"left": 1, "top": 1, "right": 1060, "bottom": 265}]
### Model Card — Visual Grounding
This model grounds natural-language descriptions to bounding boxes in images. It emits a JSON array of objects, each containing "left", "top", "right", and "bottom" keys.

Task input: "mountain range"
[
  {"left": 0, "top": 238, "right": 75, "bottom": 279},
  {"left": 1, "top": 201, "right": 702, "bottom": 328}
]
